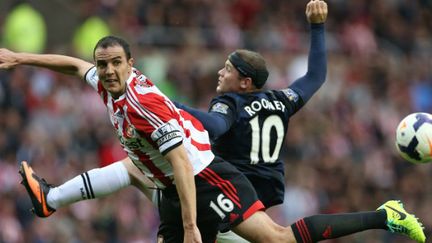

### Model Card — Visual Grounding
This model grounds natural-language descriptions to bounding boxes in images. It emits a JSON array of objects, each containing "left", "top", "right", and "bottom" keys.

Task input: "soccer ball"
[{"left": 395, "top": 112, "right": 432, "bottom": 164}]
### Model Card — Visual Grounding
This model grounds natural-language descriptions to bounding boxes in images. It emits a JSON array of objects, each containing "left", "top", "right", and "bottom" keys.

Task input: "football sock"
[
  {"left": 47, "top": 161, "right": 131, "bottom": 209},
  {"left": 291, "top": 210, "right": 387, "bottom": 242}
]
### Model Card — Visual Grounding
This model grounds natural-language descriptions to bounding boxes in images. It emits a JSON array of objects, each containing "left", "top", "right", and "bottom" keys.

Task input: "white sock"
[{"left": 47, "top": 161, "right": 131, "bottom": 209}]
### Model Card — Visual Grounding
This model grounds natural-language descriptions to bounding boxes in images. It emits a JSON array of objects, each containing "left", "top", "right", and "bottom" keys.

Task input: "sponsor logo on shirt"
[{"left": 120, "top": 137, "right": 152, "bottom": 150}]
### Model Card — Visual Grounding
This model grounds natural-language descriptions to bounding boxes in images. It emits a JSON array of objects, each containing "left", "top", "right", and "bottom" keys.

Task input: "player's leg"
[
  {"left": 157, "top": 184, "right": 222, "bottom": 243},
  {"left": 233, "top": 200, "right": 426, "bottom": 243},
  {"left": 157, "top": 157, "right": 265, "bottom": 243},
  {"left": 289, "top": 200, "right": 425, "bottom": 242},
  {"left": 122, "top": 157, "right": 156, "bottom": 200},
  {"left": 216, "top": 230, "right": 250, "bottom": 243},
  {"left": 233, "top": 211, "right": 295, "bottom": 243},
  {"left": 19, "top": 158, "right": 155, "bottom": 217}
]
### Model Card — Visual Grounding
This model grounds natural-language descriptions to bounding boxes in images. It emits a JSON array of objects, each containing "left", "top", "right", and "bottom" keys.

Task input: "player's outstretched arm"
[
  {"left": 288, "top": 0, "right": 327, "bottom": 104},
  {"left": 173, "top": 101, "right": 232, "bottom": 140},
  {"left": 0, "top": 48, "right": 93, "bottom": 80}
]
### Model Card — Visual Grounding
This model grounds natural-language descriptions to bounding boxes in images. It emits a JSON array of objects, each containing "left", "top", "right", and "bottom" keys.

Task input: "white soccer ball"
[{"left": 395, "top": 112, "right": 432, "bottom": 164}]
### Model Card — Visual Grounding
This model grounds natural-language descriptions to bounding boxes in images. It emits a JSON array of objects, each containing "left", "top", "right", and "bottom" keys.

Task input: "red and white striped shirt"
[{"left": 85, "top": 67, "right": 214, "bottom": 188}]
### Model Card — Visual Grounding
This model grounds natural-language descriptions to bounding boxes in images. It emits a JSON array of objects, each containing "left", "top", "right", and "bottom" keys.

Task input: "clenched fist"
[{"left": 306, "top": 0, "right": 328, "bottom": 24}]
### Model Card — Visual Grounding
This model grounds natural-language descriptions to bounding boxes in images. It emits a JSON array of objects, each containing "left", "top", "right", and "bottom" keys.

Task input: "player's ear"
[
  {"left": 128, "top": 58, "right": 134, "bottom": 67},
  {"left": 240, "top": 77, "right": 253, "bottom": 89}
]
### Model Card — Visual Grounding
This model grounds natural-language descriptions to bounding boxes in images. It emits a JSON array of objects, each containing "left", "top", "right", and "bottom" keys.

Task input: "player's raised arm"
[
  {"left": 288, "top": 0, "right": 327, "bottom": 104},
  {"left": 0, "top": 48, "right": 93, "bottom": 80}
]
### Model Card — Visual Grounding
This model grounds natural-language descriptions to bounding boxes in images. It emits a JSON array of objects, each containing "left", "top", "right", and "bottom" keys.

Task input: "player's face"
[
  {"left": 216, "top": 60, "right": 243, "bottom": 94},
  {"left": 94, "top": 45, "right": 133, "bottom": 99}
]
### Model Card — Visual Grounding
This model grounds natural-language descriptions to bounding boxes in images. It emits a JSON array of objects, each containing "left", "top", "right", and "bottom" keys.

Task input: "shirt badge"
[
  {"left": 282, "top": 88, "right": 299, "bottom": 102},
  {"left": 211, "top": 102, "right": 229, "bottom": 114}
]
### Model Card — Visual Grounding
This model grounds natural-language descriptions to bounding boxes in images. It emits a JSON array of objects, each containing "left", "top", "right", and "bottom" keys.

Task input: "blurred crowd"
[{"left": 1, "top": 0, "right": 432, "bottom": 242}]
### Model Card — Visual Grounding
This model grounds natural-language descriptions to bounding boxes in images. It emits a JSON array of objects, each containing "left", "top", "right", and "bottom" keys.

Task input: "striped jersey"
[{"left": 85, "top": 67, "right": 214, "bottom": 188}]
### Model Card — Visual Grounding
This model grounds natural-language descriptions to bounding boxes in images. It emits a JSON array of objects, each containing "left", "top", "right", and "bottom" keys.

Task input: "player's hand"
[
  {"left": 0, "top": 48, "right": 20, "bottom": 69},
  {"left": 183, "top": 225, "right": 202, "bottom": 243},
  {"left": 306, "top": 0, "right": 328, "bottom": 24}
]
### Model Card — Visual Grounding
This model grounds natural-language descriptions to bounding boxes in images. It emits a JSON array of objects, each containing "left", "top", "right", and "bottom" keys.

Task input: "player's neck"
[{"left": 243, "top": 87, "right": 261, "bottom": 93}]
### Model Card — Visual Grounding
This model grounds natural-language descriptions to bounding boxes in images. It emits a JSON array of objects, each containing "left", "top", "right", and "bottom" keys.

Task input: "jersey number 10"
[{"left": 249, "top": 115, "right": 284, "bottom": 164}]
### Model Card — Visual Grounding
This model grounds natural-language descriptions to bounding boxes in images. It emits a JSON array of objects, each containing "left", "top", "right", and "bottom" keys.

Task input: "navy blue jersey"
[
  {"left": 175, "top": 24, "right": 326, "bottom": 209},
  {"left": 209, "top": 88, "right": 304, "bottom": 208}
]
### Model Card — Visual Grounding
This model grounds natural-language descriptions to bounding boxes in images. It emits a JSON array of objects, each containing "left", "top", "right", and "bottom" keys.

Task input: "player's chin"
[
  {"left": 103, "top": 80, "right": 118, "bottom": 88},
  {"left": 105, "top": 85, "right": 124, "bottom": 97},
  {"left": 215, "top": 86, "right": 224, "bottom": 94}
]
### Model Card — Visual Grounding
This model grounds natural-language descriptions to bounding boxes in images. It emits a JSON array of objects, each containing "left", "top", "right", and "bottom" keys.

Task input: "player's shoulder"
[
  {"left": 126, "top": 70, "right": 169, "bottom": 109},
  {"left": 263, "top": 88, "right": 303, "bottom": 108},
  {"left": 213, "top": 91, "right": 263, "bottom": 103},
  {"left": 130, "top": 69, "right": 155, "bottom": 90},
  {"left": 215, "top": 92, "right": 240, "bottom": 99},
  {"left": 211, "top": 92, "right": 240, "bottom": 105},
  {"left": 127, "top": 70, "right": 162, "bottom": 99}
]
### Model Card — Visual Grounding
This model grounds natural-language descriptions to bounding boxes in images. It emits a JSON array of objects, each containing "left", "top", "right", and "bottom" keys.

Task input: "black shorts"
[{"left": 158, "top": 157, "right": 264, "bottom": 243}]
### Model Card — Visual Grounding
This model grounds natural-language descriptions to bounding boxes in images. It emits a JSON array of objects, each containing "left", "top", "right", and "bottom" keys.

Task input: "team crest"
[{"left": 125, "top": 124, "right": 137, "bottom": 138}]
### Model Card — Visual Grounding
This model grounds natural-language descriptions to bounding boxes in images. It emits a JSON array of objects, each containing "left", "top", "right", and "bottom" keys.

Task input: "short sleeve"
[
  {"left": 127, "top": 90, "right": 184, "bottom": 155},
  {"left": 84, "top": 66, "right": 98, "bottom": 90}
]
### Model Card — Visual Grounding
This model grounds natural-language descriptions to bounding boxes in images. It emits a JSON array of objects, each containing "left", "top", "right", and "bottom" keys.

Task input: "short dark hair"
[
  {"left": 229, "top": 49, "right": 269, "bottom": 89},
  {"left": 93, "top": 36, "right": 131, "bottom": 60}
]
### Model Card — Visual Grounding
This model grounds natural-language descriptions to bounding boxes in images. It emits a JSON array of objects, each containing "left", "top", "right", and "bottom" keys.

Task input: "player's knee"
[
  {"left": 233, "top": 211, "right": 296, "bottom": 242},
  {"left": 260, "top": 225, "right": 295, "bottom": 243}
]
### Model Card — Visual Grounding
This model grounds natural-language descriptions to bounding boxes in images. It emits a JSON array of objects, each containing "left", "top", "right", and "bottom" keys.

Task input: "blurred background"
[{"left": 0, "top": 0, "right": 432, "bottom": 242}]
